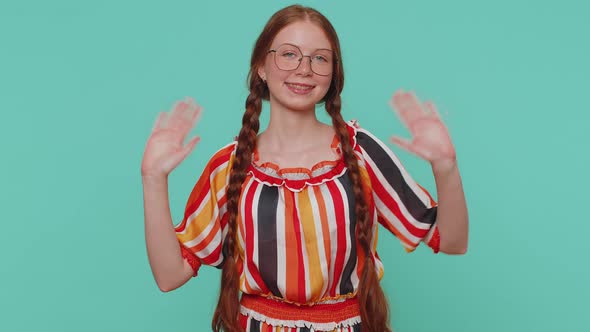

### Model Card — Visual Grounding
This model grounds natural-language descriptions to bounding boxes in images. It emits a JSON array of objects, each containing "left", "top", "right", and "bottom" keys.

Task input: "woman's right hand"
[{"left": 141, "top": 97, "right": 202, "bottom": 178}]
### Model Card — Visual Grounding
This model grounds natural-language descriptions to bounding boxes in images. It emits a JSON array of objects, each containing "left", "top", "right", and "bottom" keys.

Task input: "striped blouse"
[{"left": 174, "top": 120, "right": 440, "bottom": 306}]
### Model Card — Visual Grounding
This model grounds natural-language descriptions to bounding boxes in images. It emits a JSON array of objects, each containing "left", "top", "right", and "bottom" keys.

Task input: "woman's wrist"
[
  {"left": 430, "top": 158, "right": 458, "bottom": 175},
  {"left": 141, "top": 173, "right": 168, "bottom": 186}
]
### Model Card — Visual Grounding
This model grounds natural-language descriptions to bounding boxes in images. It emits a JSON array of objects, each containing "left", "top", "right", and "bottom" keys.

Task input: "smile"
[{"left": 285, "top": 82, "right": 316, "bottom": 95}]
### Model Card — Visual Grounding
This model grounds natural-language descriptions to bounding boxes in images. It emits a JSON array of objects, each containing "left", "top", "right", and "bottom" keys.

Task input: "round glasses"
[{"left": 267, "top": 43, "right": 336, "bottom": 76}]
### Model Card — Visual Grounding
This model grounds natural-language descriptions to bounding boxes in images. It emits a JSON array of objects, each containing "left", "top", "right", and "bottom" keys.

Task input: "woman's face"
[{"left": 258, "top": 20, "right": 334, "bottom": 112}]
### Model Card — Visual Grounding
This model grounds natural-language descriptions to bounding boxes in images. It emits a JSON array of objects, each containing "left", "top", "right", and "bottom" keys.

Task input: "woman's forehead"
[{"left": 271, "top": 21, "right": 332, "bottom": 51}]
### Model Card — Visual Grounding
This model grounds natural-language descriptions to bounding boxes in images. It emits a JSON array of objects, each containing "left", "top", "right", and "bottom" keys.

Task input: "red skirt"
[{"left": 238, "top": 293, "right": 362, "bottom": 331}]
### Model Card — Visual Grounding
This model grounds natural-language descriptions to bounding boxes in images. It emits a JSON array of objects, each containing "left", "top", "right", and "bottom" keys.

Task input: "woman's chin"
[
  {"left": 284, "top": 91, "right": 326, "bottom": 110},
  {"left": 271, "top": 95, "right": 322, "bottom": 113},
  {"left": 284, "top": 99, "right": 321, "bottom": 112}
]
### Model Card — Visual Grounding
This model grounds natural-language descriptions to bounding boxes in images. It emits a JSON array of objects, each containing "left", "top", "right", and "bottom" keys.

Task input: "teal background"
[{"left": 1, "top": 0, "right": 588, "bottom": 331}]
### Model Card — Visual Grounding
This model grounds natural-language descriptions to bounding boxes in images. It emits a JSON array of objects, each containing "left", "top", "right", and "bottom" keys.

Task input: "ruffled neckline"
[{"left": 247, "top": 121, "right": 358, "bottom": 192}]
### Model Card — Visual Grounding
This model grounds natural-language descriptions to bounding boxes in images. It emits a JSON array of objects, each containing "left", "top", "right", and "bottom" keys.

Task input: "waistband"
[{"left": 239, "top": 294, "right": 361, "bottom": 331}]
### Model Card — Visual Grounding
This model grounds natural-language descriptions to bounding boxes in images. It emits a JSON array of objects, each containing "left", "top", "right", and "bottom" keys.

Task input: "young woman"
[{"left": 141, "top": 4, "right": 468, "bottom": 332}]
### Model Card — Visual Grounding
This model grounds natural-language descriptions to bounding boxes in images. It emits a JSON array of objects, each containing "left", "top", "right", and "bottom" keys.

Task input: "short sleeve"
[
  {"left": 174, "top": 142, "right": 236, "bottom": 276},
  {"left": 354, "top": 124, "right": 440, "bottom": 254}
]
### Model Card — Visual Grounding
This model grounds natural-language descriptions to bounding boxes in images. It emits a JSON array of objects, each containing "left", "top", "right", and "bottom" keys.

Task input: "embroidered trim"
[
  {"left": 346, "top": 119, "right": 359, "bottom": 152},
  {"left": 240, "top": 307, "right": 362, "bottom": 330},
  {"left": 239, "top": 294, "right": 361, "bottom": 330},
  {"left": 247, "top": 120, "right": 360, "bottom": 192},
  {"left": 259, "top": 291, "right": 358, "bottom": 306},
  {"left": 429, "top": 227, "right": 441, "bottom": 254},
  {"left": 251, "top": 134, "right": 342, "bottom": 177},
  {"left": 179, "top": 243, "right": 201, "bottom": 277},
  {"left": 259, "top": 160, "right": 341, "bottom": 178},
  {"left": 247, "top": 161, "right": 347, "bottom": 192}
]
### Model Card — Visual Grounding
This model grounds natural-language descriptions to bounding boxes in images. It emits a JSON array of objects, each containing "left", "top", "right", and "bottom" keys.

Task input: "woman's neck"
[{"left": 261, "top": 104, "right": 330, "bottom": 152}]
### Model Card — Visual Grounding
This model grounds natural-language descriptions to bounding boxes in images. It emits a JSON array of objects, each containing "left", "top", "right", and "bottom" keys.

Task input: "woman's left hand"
[{"left": 389, "top": 89, "right": 456, "bottom": 165}]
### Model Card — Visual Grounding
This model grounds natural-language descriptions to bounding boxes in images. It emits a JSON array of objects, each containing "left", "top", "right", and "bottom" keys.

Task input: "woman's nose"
[{"left": 296, "top": 56, "right": 313, "bottom": 75}]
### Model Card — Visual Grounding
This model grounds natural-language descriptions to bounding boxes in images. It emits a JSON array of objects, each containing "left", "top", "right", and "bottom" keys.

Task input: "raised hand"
[
  {"left": 141, "top": 97, "right": 202, "bottom": 178},
  {"left": 389, "top": 90, "right": 456, "bottom": 164}
]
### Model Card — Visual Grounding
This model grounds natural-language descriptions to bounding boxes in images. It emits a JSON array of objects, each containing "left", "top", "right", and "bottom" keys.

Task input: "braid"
[
  {"left": 212, "top": 78, "right": 265, "bottom": 332},
  {"left": 326, "top": 95, "right": 392, "bottom": 332}
]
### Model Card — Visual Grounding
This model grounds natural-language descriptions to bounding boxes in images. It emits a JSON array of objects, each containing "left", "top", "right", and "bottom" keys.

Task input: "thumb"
[
  {"left": 179, "top": 136, "right": 201, "bottom": 160},
  {"left": 390, "top": 136, "right": 430, "bottom": 161},
  {"left": 167, "top": 136, "right": 201, "bottom": 171},
  {"left": 390, "top": 136, "right": 414, "bottom": 153}
]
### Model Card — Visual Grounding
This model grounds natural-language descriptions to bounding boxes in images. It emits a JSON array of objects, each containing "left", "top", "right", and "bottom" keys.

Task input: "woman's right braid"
[{"left": 212, "top": 79, "right": 265, "bottom": 332}]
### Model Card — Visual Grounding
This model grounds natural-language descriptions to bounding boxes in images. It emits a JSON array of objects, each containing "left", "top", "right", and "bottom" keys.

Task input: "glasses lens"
[
  {"left": 274, "top": 45, "right": 301, "bottom": 71},
  {"left": 309, "top": 50, "right": 333, "bottom": 76}
]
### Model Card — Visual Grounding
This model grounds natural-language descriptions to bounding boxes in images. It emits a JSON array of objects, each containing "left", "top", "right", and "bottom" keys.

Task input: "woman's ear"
[{"left": 257, "top": 66, "right": 266, "bottom": 82}]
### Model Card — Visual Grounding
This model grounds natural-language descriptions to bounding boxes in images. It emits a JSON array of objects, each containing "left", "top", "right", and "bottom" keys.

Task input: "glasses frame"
[{"left": 267, "top": 43, "right": 338, "bottom": 77}]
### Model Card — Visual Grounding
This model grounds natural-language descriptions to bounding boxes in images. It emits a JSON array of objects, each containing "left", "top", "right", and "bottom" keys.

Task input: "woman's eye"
[
  {"left": 313, "top": 55, "right": 328, "bottom": 63},
  {"left": 281, "top": 51, "right": 298, "bottom": 58}
]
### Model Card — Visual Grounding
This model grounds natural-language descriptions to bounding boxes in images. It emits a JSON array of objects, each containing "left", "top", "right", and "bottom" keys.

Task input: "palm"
[
  {"left": 389, "top": 90, "right": 455, "bottom": 163},
  {"left": 141, "top": 97, "right": 202, "bottom": 177}
]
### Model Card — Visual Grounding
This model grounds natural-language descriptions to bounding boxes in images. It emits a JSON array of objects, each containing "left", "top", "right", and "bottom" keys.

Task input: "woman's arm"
[
  {"left": 388, "top": 89, "right": 469, "bottom": 255},
  {"left": 143, "top": 175, "right": 195, "bottom": 292},
  {"left": 431, "top": 159, "right": 468, "bottom": 254},
  {"left": 140, "top": 98, "right": 202, "bottom": 291}
]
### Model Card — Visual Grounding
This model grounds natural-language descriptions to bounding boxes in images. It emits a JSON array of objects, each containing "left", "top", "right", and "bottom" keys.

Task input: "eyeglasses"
[{"left": 267, "top": 43, "right": 336, "bottom": 76}]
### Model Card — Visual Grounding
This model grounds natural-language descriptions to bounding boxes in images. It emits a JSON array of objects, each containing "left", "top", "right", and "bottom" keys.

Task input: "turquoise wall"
[{"left": 1, "top": 0, "right": 588, "bottom": 331}]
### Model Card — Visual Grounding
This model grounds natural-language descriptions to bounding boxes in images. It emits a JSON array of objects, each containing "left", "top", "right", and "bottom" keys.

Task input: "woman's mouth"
[{"left": 285, "top": 82, "right": 315, "bottom": 95}]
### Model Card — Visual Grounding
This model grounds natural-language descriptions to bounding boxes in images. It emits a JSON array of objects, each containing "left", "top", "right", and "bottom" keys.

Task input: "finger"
[
  {"left": 184, "top": 96, "right": 194, "bottom": 105},
  {"left": 164, "top": 136, "right": 201, "bottom": 172},
  {"left": 183, "top": 97, "right": 203, "bottom": 126},
  {"left": 390, "top": 136, "right": 414, "bottom": 152},
  {"left": 390, "top": 136, "right": 430, "bottom": 160},
  {"left": 179, "top": 136, "right": 201, "bottom": 161},
  {"left": 389, "top": 92, "right": 409, "bottom": 127},
  {"left": 405, "top": 91, "right": 428, "bottom": 115},
  {"left": 177, "top": 100, "right": 202, "bottom": 142},
  {"left": 424, "top": 101, "right": 441, "bottom": 120},
  {"left": 185, "top": 136, "right": 201, "bottom": 153},
  {"left": 151, "top": 112, "right": 167, "bottom": 133},
  {"left": 189, "top": 101, "right": 203, "bottom": 128},
  {"left": 167, "top": 100, "right": 191, "bottom": 129},
  {"left": 390, "top": 90, "right": 423, "bottom": 126},
  {"left": 389, "top": 89, "right": 407, "bottom": 112}
]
